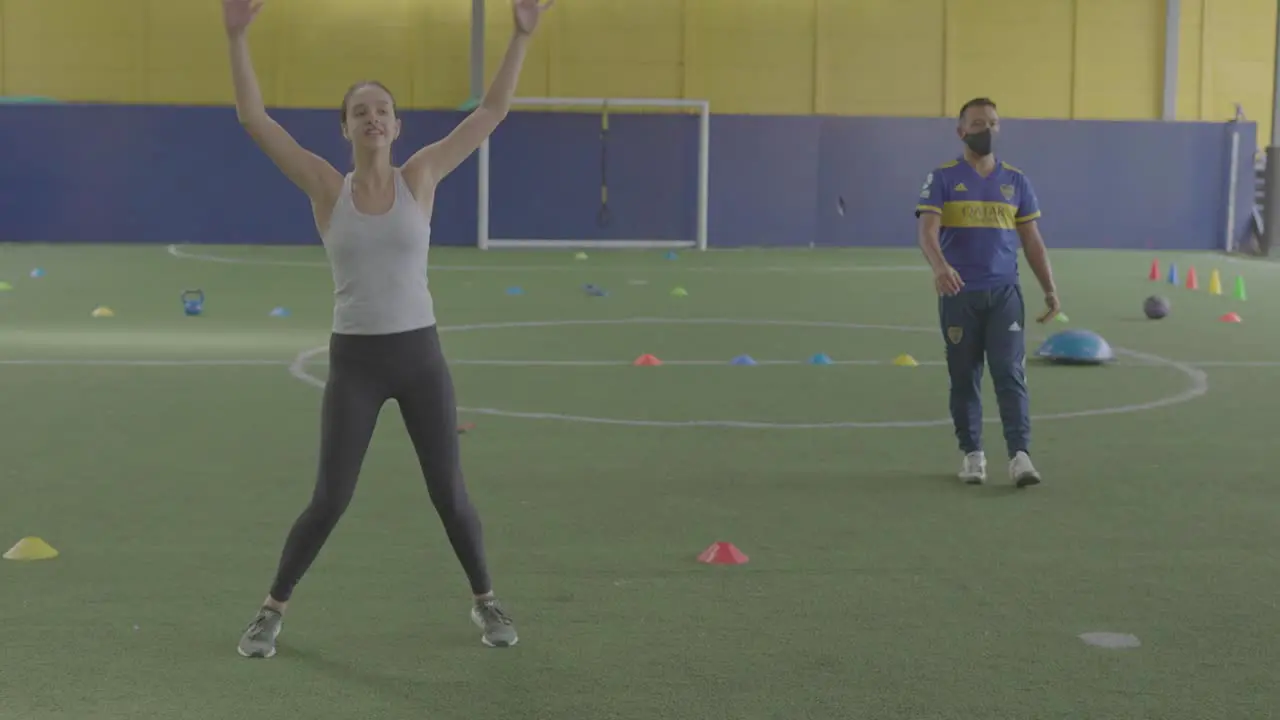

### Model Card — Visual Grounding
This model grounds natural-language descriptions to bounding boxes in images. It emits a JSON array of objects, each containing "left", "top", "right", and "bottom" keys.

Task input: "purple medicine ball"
[{"left": 1144, "top": 295, "right": 1170, "bottom": 319}]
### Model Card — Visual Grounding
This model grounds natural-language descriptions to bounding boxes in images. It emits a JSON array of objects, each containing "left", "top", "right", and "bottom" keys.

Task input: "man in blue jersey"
[{"left": 914, "top": 97, "right": 1061, "bottom": 487}]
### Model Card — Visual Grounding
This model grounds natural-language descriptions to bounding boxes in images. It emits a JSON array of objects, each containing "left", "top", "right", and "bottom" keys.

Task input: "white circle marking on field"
[{"left": 287, "top": 317, "right": 1209, "bottom": 429}]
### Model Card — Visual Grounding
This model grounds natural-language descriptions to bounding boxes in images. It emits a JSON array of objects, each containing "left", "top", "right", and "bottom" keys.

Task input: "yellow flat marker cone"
[
  {"left": 91, "top": 306, "right": 114, "bottom": 318},
  {"left": 670, "top": 286, "right": 688, "bottom": 297},
  {"left": 892, "top": 354, "right": 919, "bottom": 367},
  {"left": 1208, "top": 269, "right": 1223, "bottom": 295},
  {"left": 4, "top": 536, "right": 58, "bottom": 561},
  {"left": 0, "top": 281, "right": 12, "bottom": 291}
]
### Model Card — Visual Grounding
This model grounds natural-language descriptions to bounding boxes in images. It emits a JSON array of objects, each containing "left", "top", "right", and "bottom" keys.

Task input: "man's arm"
[
  {"left": 1015, "top": 174, "right": 1060, "bottom": 319},
  {"left": 917, "top": 212, "right": 948, "bottom": 271},
  {"left": 915, "top": 170, "right": 963, "bottom": 294},
  {"left": 914, "top": 171, "right": 947, "bottom": 269},
  {"left": 1016, "top": 220, "right": 1056, "bottom": 296},
  {"left": 1014, "top": 174, "right": 1055, "bottom": 295}
]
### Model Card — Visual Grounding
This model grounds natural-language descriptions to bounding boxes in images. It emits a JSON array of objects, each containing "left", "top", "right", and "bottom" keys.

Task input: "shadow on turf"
[
  {"left": 283, "top": 644, "right": 430, "bottom": 702},
  {"left": 280, "top": 641, "right": 539, "bottom": 711},
  {"left": 932, "top": 475, "right": 1029, "bottom": 496},
  {"left": 860, "top": 469, "right": 1028, "bottom": 496},
  {"left": 923, "top": 474, "right": 1028, "bottom": 496}
]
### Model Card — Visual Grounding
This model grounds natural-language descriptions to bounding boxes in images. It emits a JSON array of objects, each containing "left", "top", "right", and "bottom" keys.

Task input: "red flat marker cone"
[
  {"left": 697, "top": 541, "right": 748, "bottom": 565},
  {"left": 1219, "top": 311, "right": 1242, "bottom": 323},
  {"left": 1148, "top": 259, "right": 1159, "bottom": 281},
  {"left": 1186, "top": 266, "right": 1199, "bottom": 290},
  {"left": 633, "top": 353, "right": 662, "bottom": 366}
]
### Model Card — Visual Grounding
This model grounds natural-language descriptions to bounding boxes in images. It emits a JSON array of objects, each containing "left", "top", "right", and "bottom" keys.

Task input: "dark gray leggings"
[{"left": 268, "top": 325, "right": 490, "bottom": 601}]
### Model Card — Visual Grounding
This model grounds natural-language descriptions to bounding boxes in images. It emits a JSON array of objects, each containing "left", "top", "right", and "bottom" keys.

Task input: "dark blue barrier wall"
[{"left": 0, "top": 103, "right": 1255, "bottom": 251}]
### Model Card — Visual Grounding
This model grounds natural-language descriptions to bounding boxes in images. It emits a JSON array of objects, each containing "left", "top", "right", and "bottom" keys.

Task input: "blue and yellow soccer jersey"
[{"left": 914, "top": 158, "right": 1041, "bottom": 291}]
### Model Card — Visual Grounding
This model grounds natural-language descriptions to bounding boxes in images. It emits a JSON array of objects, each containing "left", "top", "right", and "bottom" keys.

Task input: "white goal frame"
[{"left": 476, "top": 96, "right": 711, "bottom": 251}]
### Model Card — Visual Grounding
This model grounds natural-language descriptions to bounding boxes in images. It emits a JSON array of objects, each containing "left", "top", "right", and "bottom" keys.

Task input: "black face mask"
[{"left": 963, "top": 129, "right": 994, "bottom": 156}]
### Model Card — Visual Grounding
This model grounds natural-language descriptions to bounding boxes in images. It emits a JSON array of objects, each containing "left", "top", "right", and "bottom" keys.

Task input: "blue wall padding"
[{"left": 0, "top": 103, "right": 1255, "bottom": 251}]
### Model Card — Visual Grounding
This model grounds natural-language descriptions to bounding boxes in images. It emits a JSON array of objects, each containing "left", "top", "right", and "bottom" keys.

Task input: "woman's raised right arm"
[{"left": 223, "top": 0, "right": 339, "bottom": 203}]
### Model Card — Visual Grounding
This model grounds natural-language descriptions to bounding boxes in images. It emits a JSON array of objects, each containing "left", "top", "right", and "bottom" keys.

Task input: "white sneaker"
[
  {"left": 958, "top": 451, "right": 986, "bottom": 484},
  {"left": 1009, "top": 451, "right": 1041, "bottom": 488}
]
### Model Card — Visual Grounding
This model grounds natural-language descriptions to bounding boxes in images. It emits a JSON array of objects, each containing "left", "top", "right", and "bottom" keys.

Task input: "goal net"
[{"left": 477, "top": 96, "right": 710, "bottom": 251}]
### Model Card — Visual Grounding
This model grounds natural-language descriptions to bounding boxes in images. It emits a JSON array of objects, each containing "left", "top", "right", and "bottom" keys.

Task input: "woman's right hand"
[{"left": 222, "top": 0, "right": 263, "bottom": 37}]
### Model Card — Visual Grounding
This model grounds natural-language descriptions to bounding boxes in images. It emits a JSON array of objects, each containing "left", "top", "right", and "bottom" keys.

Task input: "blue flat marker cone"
[
  {"left": 29, "top": 268, "right": 44, "bottom": 278},
  {"left": 730, "top": 354, "right": 757, "bottom": 366},
  {"left": 664, "top": 251, "right": 678, "bottom": 260},
  {"left": 506, "top": 286, "right": 524, "bottom": 295},
  {"left": 810, "top": 353, "right": 833, "bottom": 365},
  {"left": 1166, "top": 263, "right": 1178, "bottom": 285},
  {"left": 269, "top": 306, "right": 290, "bottom": 317}
]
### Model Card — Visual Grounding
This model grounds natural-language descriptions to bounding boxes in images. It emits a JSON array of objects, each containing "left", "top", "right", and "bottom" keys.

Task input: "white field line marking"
[
  {"left": 0, "top": 356, "right": 1276, "bottom": 368},
  {"left": 285, "top": 317, "right": 1212, "bottom": 429},
  {"left": 0, "top": 359, "right": 286, "bottom": 366},
  {"left": 166, "top": 243, "right": 927, "bottom": 273},
  {"left": 443, "top": 358, "right": 1280, "bottom": 368}
]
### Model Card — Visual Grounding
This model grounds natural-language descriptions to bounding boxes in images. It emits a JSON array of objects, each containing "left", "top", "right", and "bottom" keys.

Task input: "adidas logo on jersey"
[{"left": 1008, "top": 321, "right": 1021, "bottom": 331}]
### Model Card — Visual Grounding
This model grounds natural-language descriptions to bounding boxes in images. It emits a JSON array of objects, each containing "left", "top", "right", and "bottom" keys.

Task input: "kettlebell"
[{"left": 182, "top": 289, "right": 205, "bottom": 316}]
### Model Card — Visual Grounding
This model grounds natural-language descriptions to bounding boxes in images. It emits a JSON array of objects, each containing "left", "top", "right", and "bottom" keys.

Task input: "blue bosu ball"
[{"left": 1034, "top": 329, "right": 1114, "bottom": 365}]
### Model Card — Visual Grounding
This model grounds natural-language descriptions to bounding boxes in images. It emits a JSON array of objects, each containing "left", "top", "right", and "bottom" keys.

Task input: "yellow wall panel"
[
  {"left": 945, "top": 0, "right": 1075, "bottom": 119},
  {"left": 683, "top": 0, "right": 816, "bottom": 115},
  {"left": 546, "top": 0, "right": 684, "bottom": 99},
  {"left": 4, "top": 0, "right": 148, "bottom": 102},
  {"left": 271, "top": 0, "right": 415, "bottom": 110},
  {"left": 484, "top": 0, "right": 552, "bottom": 101},
  {"left": 1176, "top": 0, "right": 1205, "bottom": 121},
  {"left": 409, "top": 2, "right": 472, "bottom": 109},
  {"left": 148, "top": 0, "right": 240, "bottom": 105},
  {"left": 0, "top": 0, "right": 1274, "bottom": 126},
  {"left": 1176, "top": 0, "right": 1277, "bottom": 141},
  {"left": 1205, "top": 0, "right": 1276, "bottom": 141},
  {"left": 5, "top": 66, "right": 144, "bottom": 103},
  {"left": 1072, "top": 0, "right": 1164, "bottom": 120},
  {"left": 815, "top": 0, "right": 944, "bottom": 117},
  {"left": 143, "top": 0, "right": 287, "bottom": 107}
]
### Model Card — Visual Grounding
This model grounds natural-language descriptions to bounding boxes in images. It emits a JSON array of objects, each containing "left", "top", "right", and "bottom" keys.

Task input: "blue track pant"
[{"left": 938, "top": 283, "right": 1030, "bottom": 459}]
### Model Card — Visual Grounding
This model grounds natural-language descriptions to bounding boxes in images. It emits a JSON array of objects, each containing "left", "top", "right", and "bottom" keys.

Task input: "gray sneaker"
[
  {"left": 470, "top": 598, "right": 518, "bottom": 648},
  {"left": 237, "top": 607, "right": 283, "bottom": 658},
  {"left": 1009, "top": 451, "right": 1042, "bottom": 488}
]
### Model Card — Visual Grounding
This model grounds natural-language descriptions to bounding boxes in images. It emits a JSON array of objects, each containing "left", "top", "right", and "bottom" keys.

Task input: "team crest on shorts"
[
  {"left": 947, "top": 326, "right": 963, "bottom": 344},
  {"left": 1000, "top": 184, "right": 1015, "bottom": 201}
]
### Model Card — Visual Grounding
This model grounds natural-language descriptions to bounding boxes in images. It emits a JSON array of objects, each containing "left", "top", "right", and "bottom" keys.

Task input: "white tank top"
[{"left": 321, "top": 168, "right": 437, "bottom": 335}]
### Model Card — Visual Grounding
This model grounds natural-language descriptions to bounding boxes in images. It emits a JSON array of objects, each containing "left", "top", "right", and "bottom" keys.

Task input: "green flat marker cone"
[
  {"left": 1055, "top": 312, "right": 1069, "bottom": 323},
  {"left": 670, "top": 286, "right": 688, "bottom": 297},
  {"left": 0, "top": 281, "right": 11, "bottom": 291},
  {"left": 574, "top": 252, "right": 588, "bottom": 260}
]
